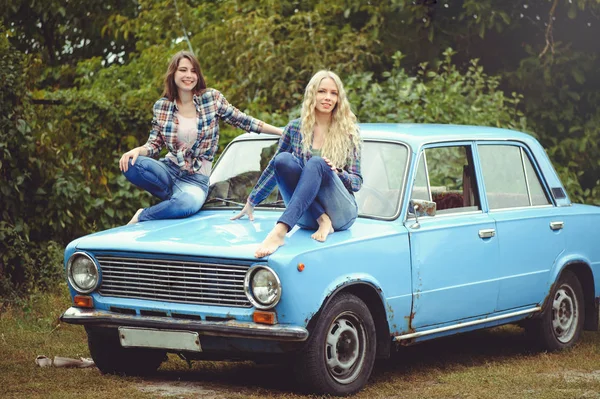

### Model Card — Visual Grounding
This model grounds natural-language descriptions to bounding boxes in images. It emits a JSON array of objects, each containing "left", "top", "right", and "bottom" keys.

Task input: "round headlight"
[
  {"left": 67, "top": 252, "right": 99, "bottom": 293},
  {"left": 244, "top": 266, "right": 281, "bottom": 309}
]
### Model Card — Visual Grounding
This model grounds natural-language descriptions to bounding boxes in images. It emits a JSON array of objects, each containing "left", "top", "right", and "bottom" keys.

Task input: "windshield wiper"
[
  {"left": 203, "top": 197, "right": 245, "bottom": 207},
  {"left": 255, "top": 200, "right": 286, "bottom": 208}
]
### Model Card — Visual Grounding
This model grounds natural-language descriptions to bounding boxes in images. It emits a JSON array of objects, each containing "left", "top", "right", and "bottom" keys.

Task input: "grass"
[{"left": 1, "top": 288, "right": 600, "bottom": 399}]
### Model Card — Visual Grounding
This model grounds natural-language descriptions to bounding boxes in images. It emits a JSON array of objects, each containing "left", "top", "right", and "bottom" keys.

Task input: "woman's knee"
[
  {"left": 302, "top": 156, "right": 331, "bottom": 179},
  {"left": 305, "top": 156, "right": 328, "bottom": 171},
  {"left": 273, "top": 152, "right": 295, "bottom": 172},
  {"left": 124, "top": 157, "right": 163, "bottom": 181},
  {"left": 122, "top": 157, "right": 145, "bottom": 180}
]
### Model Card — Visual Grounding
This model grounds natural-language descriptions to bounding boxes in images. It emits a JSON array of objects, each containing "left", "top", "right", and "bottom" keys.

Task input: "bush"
[
  {"left": 346, "top": 49, "right": 526, "bottom": 131},
  {"left": 0, "top": 27, "right": 152, "bottom": 298}
]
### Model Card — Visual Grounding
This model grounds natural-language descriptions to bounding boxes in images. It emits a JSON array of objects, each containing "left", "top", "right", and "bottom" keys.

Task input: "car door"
[
  {"left": 406, "top": 143, "right": 501, "bottom": 329},
  {"left": 476, "top": 143, "right": 565, "bottom": 311}
]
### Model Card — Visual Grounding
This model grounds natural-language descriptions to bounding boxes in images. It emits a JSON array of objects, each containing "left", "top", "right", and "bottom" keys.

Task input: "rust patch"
[
  {"left": 386, "top": 301, "right": 394, "bottom": 320},
  {"left": 304, "top": 312, "right": 315, "bottom": 326},
  {"left": 404, "top": 311, "right": 416, "bottom": 332},
  {"left": 540, "top": 280, "right": 558, "bottom": 312}
]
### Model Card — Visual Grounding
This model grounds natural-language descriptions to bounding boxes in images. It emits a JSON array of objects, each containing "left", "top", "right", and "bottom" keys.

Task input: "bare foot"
[
  {"left": 127, "top": 209, "right": 144, "bottom": 225},
  {"left": 255, "top": 223, "right": 288, "bottom": 258},
  {"left": 311, "top": 213, "right": 334, "bottom": 242}
]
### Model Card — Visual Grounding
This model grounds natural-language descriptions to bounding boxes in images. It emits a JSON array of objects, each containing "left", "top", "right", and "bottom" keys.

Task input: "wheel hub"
[
  {"left": 551, "top": 284, "right": 578, "bottom": 343},
  {"left": 325, "top": 312, "right": 367, "bottom": 384}
]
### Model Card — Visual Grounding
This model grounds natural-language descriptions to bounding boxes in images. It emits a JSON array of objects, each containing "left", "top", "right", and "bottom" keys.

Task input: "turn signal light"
[
  {"left": 253, "top": 310, "right": 277, "bottom": 325},
  {"left": 74, "top": 295, "right": 93, "bottom": 308}
]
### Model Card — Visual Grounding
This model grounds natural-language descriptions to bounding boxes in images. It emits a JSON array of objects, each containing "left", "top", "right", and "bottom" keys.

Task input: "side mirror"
[
  {"left": 408, "top": 199, "right": 436, "bottom": 229},
  {"left": 410, "top": 199, "right": 436, "bottom": 217}
]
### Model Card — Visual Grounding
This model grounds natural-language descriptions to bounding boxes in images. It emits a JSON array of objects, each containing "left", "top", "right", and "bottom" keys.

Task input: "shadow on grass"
[
  {"left": 137, "top": 325, "right": 541, "bottom": 396},
  {"left": 150, "top": 361, "right": 300, "bottom": 396},
  {"left": 378, "top": 325, "right": 536, "bottom": 371}
]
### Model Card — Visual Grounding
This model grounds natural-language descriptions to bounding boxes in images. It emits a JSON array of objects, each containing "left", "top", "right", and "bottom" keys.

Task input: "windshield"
[
  {"left": 205, "top": 137, "right": 282, "bottom": 208},
  {"left": 204, "top": 137, "right": 409, "bottom": 219},
  {"left": 355, "top": 141, "right": 409, "bottom": 218}
]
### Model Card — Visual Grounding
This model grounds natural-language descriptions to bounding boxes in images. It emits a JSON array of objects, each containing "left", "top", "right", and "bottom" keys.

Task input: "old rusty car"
[{"left": 61, "top": 124, "right": 600, "bottom": 395}]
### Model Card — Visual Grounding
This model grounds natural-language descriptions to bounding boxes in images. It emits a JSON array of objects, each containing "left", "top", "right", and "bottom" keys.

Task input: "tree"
[{"left": 1, "top": 0, "right": 600, "bottom": 297}]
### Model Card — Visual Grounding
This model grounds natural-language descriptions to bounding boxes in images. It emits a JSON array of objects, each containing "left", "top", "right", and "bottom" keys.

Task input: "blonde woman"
[{"left": 232, "top": 70, "right": 362, "bottom": 258}]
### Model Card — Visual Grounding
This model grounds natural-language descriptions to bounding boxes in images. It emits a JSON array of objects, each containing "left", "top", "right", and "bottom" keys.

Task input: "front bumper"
[{"left": 60, "top": 307, "right": 308, "bottom": 342}]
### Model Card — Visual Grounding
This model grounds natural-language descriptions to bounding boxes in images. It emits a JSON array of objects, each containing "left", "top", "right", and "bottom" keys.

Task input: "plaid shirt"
[
  {"left": 248, "top": 118, "right": 362, "bottom": 206},
  {"left": 143, "top": 88, "right": 264, "bottom": 174}
]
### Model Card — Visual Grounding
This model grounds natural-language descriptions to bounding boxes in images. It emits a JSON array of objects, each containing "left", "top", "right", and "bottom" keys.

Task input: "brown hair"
[{"left": 162, "top": 51, "right": 206, "bottom": 102}]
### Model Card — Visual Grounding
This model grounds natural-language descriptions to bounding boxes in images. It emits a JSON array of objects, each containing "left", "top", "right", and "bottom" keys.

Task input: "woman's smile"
[
  {"left": 175, "top": 58, "right": 198, "bottom": 91},
  {"left": 315, "top": 78, "right": 338, "bottom": 114}
]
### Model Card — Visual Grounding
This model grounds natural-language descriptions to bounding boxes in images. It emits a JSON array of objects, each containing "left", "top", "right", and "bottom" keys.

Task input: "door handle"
[
  {"left": 478, "top": 228, "right": 496, "bottom": 239},
  {"left": 550, "top": 221, "right": 564, "bottom": 231}
]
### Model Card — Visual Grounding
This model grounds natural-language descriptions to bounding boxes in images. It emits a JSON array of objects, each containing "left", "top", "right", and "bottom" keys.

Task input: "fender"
[
  {"left": 549, "top": 252, "right": 593, "bottom": 290},
  {"left": 304, "top": 274, "right": 393, "bottom": 358},
  {"left": 305, "top": 273, "right": 386, "bottom": 331},
  {"left": 544, "top": 252, "right": 598, "bottom": 331}
]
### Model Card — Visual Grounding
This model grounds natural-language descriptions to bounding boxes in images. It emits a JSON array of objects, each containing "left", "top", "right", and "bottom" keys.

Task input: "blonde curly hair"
[{"left": 300, "top": 70, "right": 361, "bottom": 168}]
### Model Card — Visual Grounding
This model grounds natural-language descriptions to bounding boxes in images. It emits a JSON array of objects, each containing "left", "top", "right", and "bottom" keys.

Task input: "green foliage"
[
  {"left": 0, "top": 226, "right": 64, "bottom": 299},
  {"left": 0, "top": 0, "right": 138, "bottom": 67},
  {"left": 506, "top": 43, "right": 600, "bottom": 205},
  {"left": 2, "top": 1, "right": 600, "bottom": 298},
  {"left": 0, "top": 26, "right": 49, "bottom": 297},
  {"left": 103, "top": 0, "right": 386, "bottom": 111},
  {"left": 0, "top": 23, "right": 151, "bottom": 298},
  {"left": 347, "top": 49, "right": 526, "bottom": 131}
]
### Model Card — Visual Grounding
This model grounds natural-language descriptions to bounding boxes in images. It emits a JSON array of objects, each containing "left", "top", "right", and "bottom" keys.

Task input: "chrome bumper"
[{"left": 60, "top": 307, "right": 308, "bottom": 342}]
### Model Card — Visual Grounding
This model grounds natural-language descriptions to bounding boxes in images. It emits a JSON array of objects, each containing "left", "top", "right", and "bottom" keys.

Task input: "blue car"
[{"left": 61, "top": 124, "right": 600, "bottom": 396}]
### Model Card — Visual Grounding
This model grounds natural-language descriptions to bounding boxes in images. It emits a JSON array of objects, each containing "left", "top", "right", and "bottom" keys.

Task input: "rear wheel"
[
  {"left": 294, "top": 293, "right": 376, "bottom": 396},
  {"left": 531, "top": 270, "right": 584, "bottom": 350},
  {"left": 86, "top": 327, "right": 166, "bottom": 376}
]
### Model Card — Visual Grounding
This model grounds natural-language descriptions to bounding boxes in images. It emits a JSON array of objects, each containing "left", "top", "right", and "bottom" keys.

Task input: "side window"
[
  {"left": 478, "top": 144, "right": 551, "bottom": 210},
  {"left": 411, "top": 145, "right": 481, "bottom": 215}
]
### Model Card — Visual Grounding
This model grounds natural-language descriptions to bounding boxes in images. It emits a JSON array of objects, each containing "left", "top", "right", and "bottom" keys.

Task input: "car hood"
[{"left": 74, "top": 210, "right": 399, "bottom": 260}]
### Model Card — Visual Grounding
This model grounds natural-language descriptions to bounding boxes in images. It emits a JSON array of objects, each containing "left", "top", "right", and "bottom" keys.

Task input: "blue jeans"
[
  {"left": 274, "top": 152, "right": 358, "bottom": 231},
  {"left": 123, "top": 157, "right": 209, "bottom": 222}
]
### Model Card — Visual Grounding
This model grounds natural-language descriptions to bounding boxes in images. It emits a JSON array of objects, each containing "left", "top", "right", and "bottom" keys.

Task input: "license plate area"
[{"left": 118, "top": 327, "right": 202, "bottom": 352}]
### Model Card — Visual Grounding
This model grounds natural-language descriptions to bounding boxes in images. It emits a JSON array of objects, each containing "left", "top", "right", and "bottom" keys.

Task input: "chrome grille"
[{"left": 96, "top": 256, "right": 251, "bottom": 307}]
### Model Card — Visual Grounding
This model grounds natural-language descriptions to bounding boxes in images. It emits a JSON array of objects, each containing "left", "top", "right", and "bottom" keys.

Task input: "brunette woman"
[{"left": 119, "top": 51, "right": 282, "bottom": 224}]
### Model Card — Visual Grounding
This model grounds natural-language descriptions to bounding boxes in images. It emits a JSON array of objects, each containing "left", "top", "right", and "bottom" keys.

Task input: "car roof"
[{"left": 235, "top": 123, "right": 536, "bottom": 149}]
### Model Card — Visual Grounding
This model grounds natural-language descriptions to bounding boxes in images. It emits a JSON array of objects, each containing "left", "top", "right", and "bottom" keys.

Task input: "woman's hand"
[
  {"left": 119, "top": 147, "right": 143, "bottom": 172},
  {"left": 231, "top": 200, "right": 255, "bottom": 221},
  {"left": 322, "top": 157, "right": 339, "bottom": 173}
]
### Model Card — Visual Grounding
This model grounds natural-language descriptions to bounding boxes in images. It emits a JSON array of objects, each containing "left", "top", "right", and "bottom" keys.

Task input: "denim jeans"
[
  {"left": 274, "top": 152, "right": 358, "bottom": 231},
  {"left": 123, "top": 157, "right": 209, "bottom": 222}
]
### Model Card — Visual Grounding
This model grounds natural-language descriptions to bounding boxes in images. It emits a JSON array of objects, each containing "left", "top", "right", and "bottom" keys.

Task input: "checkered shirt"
[{"left": 143, "top": 88, "right": 264, "bottom": 173}]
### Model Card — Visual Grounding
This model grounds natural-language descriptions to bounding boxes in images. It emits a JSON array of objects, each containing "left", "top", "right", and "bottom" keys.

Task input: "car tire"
[
  {"left": 86, "top": 327, "right": 166, "bottom": 376},
  {"left": 294, "top": 292, "right": 376, "bottom": 396},
  {"left": 531, "top": 270, "right": 585, "bottom": 351}
]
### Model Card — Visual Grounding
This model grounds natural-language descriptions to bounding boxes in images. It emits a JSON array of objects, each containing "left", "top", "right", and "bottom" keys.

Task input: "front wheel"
[
  {"left": 86, "top": 327, "right": 166, "bottom": 376},
  {"left": 294, "top": 293, "right": 376, "bottom": 396},
  {"left": 531, "top": 270, "right": 585, "bottom": 350}
]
